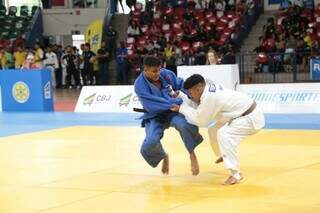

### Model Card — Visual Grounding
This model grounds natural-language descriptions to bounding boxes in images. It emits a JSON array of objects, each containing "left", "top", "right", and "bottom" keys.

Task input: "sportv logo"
[{"left": 83, "top": 93, "right": 96, "bottom": 106}]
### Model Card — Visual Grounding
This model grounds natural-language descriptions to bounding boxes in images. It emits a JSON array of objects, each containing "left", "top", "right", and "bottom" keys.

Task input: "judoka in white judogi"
[{"left": 171, "top": 74, "right": 265, "bottom": 185}]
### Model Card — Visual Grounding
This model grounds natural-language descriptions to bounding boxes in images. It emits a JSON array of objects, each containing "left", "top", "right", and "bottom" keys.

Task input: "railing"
[
  {"left": 236, "top": 50, "right": 320, "bottom": 84},
  {"left": 25, "top": 7, "right": 43, "bottom": 47}
]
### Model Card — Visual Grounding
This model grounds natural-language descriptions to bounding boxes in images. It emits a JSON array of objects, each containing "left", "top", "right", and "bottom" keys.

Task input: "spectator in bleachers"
[
  {"left": 174, "top": 43, "right": 183, "bottom": 67},
  {"left": 92, "top": 58, "right": 100, "bottom": 85},
  {"left": 163, "top": 43, "right": 176, "bottom": 73},
  {"left": 195, "top": 26, "right": 207, "bottom": 42},
  {"left": 21, "top": 54, "right": 39, "bottom": 69},
  {"left": 215, "top": 0, "right": 226, "bottom": 12},
  {"left": 146, "top": 40, "right": 155, "bottom": 53},
  {"left": 221, "top": 44, "right": 236, "bottom": 64},
  {"left": 183, "top": 27, "right": 194, "bottom": 42},
  {"left": 34, "top": 42, "right": 44, "bottom": 68},
  {"left": 126, "top": 0, "right": 137, "bottom": 11},
  {"left": 81, "top": 43, "right": 96, "bottom": 85},
  {"left": 116, "top": 41, "right": 130, "bottom": 84},
  {"left": 62, "top": 46, "right": 81, "bottom": 89},
  {"left": 3, "top": 46, "right": 14, "bottom": 69},
  {"left": 207, "top": 24, "right": 218, "bottom": 41},
  {"left": 183, "top": 9, "right": 195, "bottom": 24},
  {"left": 105, "top": 25, "right": 117, "bottom": 58},
  {"left": 0, "top": 49, "right": 6, "bottom": 69},
  {"left": 304, "top": 30, "right": 314, "bottom": 49},
  {"left": 293, "top": 0, "right": 303, "bottom": 8},
  {"left": 97, "top": 41, "right": 110, "bottom": 85},
  {"left": 226, "top": 0, "right": 236, "bottom": 11},
  {"left": 263, "top": 18, "right": 276, "bottom": 39},
  {"left": 206, "top": 49, "right": 220, "bottom": 65},
  {"left": 183, "top": 50, "right": 196, "bottom": 65},
  {"left": 208, "top": 0, "right": 215, "bottom": 10},
  {"left": 145, "top": 0, "right": 154, "bottom": 16},
  {"left": 275, "top": 35, "right": 286, "bottom": 53},
  {"left": 127, "top": 20, "right": 140, "bottom": 37},
  {"left": 194, "top": 46, "right": 206, "bottom": 65},
  {"left": 44, "top": 45, "right": 59, "bottom": 87},
  {"left": 13, "top": 46, "right": 26, "bottom": 69},
  {"left": 140, "top": 11, "right": 152, "bottom": 25},
  {"left": 53, "top": 44, "right": 63, "bottom": 88},
  {"left": 157, "top": 33, "right": 167, "bottom": 51}
]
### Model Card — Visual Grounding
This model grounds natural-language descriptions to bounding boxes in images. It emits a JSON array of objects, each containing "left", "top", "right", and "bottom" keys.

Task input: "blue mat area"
[
  {"left": 0, "top": 112, "right": 319, "bottom": 137},
  {"left": 0, "top": 112, "right": 140, "bottom": 137}
]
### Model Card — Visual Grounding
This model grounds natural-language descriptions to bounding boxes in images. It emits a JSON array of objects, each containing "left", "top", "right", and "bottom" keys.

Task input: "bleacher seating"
[
  {"left": 125, "top": 0, "right": 257, "bottom": 69},
  {"left": 0, "top": 5, "right": 37, "bottom": 48}
]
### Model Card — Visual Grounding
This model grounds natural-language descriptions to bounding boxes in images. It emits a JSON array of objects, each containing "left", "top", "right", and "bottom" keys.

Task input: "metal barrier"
[{"left": 236, "top": 51, "right": 320, "bottom": 84}]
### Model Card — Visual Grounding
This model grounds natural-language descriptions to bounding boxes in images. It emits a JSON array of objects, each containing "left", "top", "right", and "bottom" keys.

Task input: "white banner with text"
[
  {"left": 75, "top": 86, "right": 142, "bottom": 112},
  {"left": 177, "top": 64, "right": 240, "bottom": 90},
  {"left": 238, "top": 83, "right": 320, "bottom": 113}
]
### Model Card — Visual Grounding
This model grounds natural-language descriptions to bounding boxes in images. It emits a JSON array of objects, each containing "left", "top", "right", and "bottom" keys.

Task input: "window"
[{"left": 72, "top": 0, "right": 97, "bottom": 8}]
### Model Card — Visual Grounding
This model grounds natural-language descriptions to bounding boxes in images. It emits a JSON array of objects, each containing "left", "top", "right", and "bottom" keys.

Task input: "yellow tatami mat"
[{"left": 0, "top": 127, "right": 319, "bottom": 213}]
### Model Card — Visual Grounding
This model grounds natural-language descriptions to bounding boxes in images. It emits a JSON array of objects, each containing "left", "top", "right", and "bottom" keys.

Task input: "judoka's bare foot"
[
  {"left": 215, "top": 156, "right": 223, "bottom": 164},
  {"left": 161, "top": 154, "right": 169, "bottom": 175},
  {"left": 223, "top": 173, "right": 243, "bottom": 185},
  {"left": 190, "top": 151, "right": 199, "bottom": 176}
]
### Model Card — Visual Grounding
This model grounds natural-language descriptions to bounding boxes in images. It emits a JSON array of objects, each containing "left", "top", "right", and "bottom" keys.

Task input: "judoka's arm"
[
  {"left": 177, "top": 91, "right": 197, "bottom": 109},
  {"left": 135, "top": 89, "right": 182, "bottom": 113},
  {"left": 179, "top": 95, "right": 220, "bottom": 127}
]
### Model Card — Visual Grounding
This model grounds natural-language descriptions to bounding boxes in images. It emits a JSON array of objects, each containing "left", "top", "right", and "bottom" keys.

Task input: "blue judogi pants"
[{"left": 140, "top": 113, "right": 203, "bottom": 167}]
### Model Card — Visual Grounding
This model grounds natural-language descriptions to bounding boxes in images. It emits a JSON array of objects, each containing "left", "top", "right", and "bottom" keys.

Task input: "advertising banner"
[
  {"left": 238, "top": 83, "right": 320, "bottom": 113},
  {"left": 0, "top": 69, "right": 54, "bottom": 112},
  {"left": 75, "top": 86, "right": 142, "bottom": 112},
  {"left": 177, "top": 64, "right": 240, "bottom": 90}
]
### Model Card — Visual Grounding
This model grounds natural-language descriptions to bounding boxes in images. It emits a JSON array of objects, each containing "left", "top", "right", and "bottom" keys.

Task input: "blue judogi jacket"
[{"left": 134, "top": 68, "right": 184, "bottom": 120}]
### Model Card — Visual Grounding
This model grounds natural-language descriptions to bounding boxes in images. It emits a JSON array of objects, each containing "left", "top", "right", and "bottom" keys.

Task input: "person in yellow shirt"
[
  {"left": 163, "top": 43, "right": 176, "bottom": 73},
  {"left": 0, "top": 48, "right": 6, "bottom": 69},
  {"left": 14, "top": 46, "right": 26, "bottom": 69},
  {"left": 34, "top": 42, "right": 44, "bottom": 68}
]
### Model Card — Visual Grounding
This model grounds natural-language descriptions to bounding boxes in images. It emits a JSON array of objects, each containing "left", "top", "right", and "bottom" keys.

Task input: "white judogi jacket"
[
  {"left": 179, "top": 83, "right": 264, "bottom": 129},
  {"left": 44, "top": 52, "right": 58, "bottom": 68}
]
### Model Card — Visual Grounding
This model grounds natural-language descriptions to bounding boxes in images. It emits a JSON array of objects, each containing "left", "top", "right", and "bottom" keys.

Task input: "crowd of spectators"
[
  {"left": 124, "top": 0, "right": 258, "bottom": 76},
  {"left": 0, "top": 0, "right": 263, "bottom": 86},
  {"left": 254, "top": 0, "right": 320, "bottom": 73},
  {"left": 0, "top": 42, "right": 116, "bottom": 88}
]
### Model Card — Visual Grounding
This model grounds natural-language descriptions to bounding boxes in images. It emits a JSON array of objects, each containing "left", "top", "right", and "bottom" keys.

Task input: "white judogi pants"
[{"left": 208, "top": 106, "right": 265, "bottom": 172}]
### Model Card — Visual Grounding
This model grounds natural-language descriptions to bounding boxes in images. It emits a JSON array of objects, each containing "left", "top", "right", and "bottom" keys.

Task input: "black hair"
[
  {"left": 184, "top": 74, "right": 205, "bottom": 90},
  {"left": 143, "top": 55, "right": 162, "bottom": 67}
]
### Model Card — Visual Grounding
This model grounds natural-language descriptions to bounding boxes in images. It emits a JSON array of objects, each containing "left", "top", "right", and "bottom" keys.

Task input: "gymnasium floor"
[{"left": 0, "top": 90, "right": 319, "bottom": 213}]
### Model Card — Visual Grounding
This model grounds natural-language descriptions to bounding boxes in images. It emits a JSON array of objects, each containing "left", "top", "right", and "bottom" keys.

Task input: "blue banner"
[
  {"left": 0, "top": 69, "right": 54, "bottom": 112},
  {"left": 311, "top": 59, "right": 320, "bottom": 80}
]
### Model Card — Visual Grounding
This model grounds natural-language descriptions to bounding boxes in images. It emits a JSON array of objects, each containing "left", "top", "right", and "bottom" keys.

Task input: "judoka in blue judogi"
[{"left": 134, "top": 56, "right": 203, "bottom": 175}]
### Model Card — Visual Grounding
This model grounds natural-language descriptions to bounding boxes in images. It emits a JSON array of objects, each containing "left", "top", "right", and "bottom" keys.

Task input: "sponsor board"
[
  {"left": 310, "top": 59, "right": 320, "bottom": 80},
  {"left": 238, "top": 83, "right": 320, "bottom": 113},
  {"left": 177, "top": 64, "right": 239, "bottom": 90},
  {"left": 12, "top": 81, "right": 30, "bottom": 103},
  {"left": 76, "top": 82, "right": 320, "bottom": 114},
  {"left": 0, "top": 69, "right": 53, "bottom": 111},
  {"left": 75, "top": 86, "right": 142, "bottom": 112},
  {"left": 44, "top": 81, "right": 51, "bottom": 99}
]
